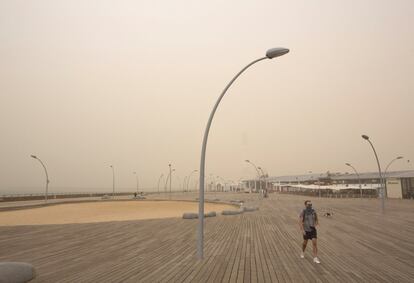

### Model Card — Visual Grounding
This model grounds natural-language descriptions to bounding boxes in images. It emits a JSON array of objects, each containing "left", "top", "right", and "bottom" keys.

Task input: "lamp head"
[
  {"left": 266, "top": 47, "right": 290, "bottom": 59},
  {"left": 30, "top": 155, "right": 37, "bottom": 159},
  {"left": 397, "top": 156, "right": 403, "bottom": 160},
  {"left": 245, "top": 159, "right": 250, "bottom": 163},
  {"left": 362, "top": 135, "right": 369, "bottom": 140},
  {"left": 345, "top": 163, "right": 351, "bottom": 166}
]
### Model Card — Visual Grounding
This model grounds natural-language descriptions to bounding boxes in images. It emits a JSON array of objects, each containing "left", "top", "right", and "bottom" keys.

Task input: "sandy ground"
[{"left": 0, "top": 200, "right": 236, "bottom": 226}]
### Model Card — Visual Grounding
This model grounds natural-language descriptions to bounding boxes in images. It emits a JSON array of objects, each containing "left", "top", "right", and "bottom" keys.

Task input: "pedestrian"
[{"left": 299, "top": 200, "right": 320, "bottom": 263}]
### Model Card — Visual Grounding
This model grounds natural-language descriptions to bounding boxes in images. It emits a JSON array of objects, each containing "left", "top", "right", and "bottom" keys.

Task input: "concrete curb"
[
  {"left": 0, "top": 262, "right": 36, "bottom": 283},
  {"left": 221, "top": 210, "right": 243, "bottom": 216},
  {"left": 242, "top": 207, "right": 259, "bottom": 212},
  {"left": 182, "top": 211, "right": 217, "bottom": 219}
]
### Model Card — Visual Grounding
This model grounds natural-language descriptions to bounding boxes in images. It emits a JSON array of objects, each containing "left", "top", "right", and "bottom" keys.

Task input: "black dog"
[{"left": 323, "top": 212, "right": 333, "bottom": 217}]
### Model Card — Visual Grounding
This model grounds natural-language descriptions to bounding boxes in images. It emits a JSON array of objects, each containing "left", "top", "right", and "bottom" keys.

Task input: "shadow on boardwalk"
[{"left": 0, "top": 193, "right": 413, "bottom": 282}]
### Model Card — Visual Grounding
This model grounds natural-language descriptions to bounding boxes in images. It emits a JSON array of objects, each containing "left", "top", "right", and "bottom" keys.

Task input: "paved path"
[{"left": 0, "top": 192, "right": 413, "bottom": 282}]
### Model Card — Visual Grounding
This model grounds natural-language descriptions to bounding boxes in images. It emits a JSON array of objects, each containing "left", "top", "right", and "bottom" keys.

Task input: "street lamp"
[
  {"left": 245, "top": 160, "right": 262, "bottom": 193},
  {"left": 384, "top": 156, "right": 403, "bottom": 195},
  {"left": 133, "top": 172, "right": 139, "bottom": 194},
  {"left": 384, "top": 156, "right": 403, "bottom": 177},
  {"left": 182, "top": 176, "right": 188, "bottom": 192},
  {"left": 362, "top": 134, "right": 384, "bottom": 213},
  {"left": 216, "top": 175, "right": 227, "bottom": 192},
  {"left": 258, "top": 166, "right": 268, "bottom": 197},
  {"left": 169, "top": 164, "right": 172, "bottom": 199},
  {"left": 187, "top": 170, "right": 198, "bottom": 192},
  {"left": 345, "top": 163, "right": 362, "bottom": 199},
  {"left": 164, "top": 165, "right": 175, "bottom": 198},
  {"left": 198, "top": 47, "right": 289, "bottom": 259},
  {"left": 110, "top": 165, "right": 115, "bottom": 198},
  {"left": 209, "top": 174, "right": 217, "bottom": 197},
  {"left": 157, "top": 174, "right": 164, "bottom": 194},
  {"left": 30, "top": 155, "right": 49, "bottom": 203}
]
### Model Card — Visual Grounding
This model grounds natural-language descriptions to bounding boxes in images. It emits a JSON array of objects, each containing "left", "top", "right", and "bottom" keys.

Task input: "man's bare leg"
[
  {"left": 312, "top": 238, "right": 320, "bottom": 263},
  {"left": 302, "top": 239, "right": 308, "bottom": 252},
  {"left": 312, "top": 238, "right": 317, "bottom": 257}
]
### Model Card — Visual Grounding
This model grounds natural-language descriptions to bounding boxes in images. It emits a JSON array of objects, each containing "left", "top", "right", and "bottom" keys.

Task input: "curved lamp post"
[
  {"left": 30, "top": 155, "right": 49, "bottom": 203},
  {"left": 210, "top": 174, "right": 215, "bottom": 192},
  {"left": 362, "top": 134, "right": 384, "bottom": 213},
  {"left": 258, "top": 166, "right": 269, "bottom": 196},
  {"left": 258, "top": 166, "right": 266, "bottom": 196},
  {"left": 157, "top": 174, "right": 164, "bottom": 194},
  {"left": 182, "top": 176, "right": 188, "bottom": 192},
  {"left": 345, "top": 163, "right": 362, "bottom": 199},
  {"left": 216, "top": 175, "right": 227, "bottom": 192},
  {"left": 164, "top": 165, "right": 175, "bottom": 198},
  {"left": 169, "top": 164, "right": 172, "bottom": 199},
  {"left": 384, "top": 156, "right": 403, "bottom": 177},
  {"left": 187, "top": 170, "right": 198, "bottom": 192},
  {"left": 236, "top": 177, "right": 244, "bottom": 192},
  {"left": 245, "top": 160, "right": 262, "bottom": 193},
  {"left": 110, "top": 165, "right": 115, "bottom": 198},
  {"left": 209, "top": 174, "right": 216, "bottom": 197},
  {"left": 133, "top": 172, "right": 139, "bottom": 194},
  {"left": 198, "top": 47, "right": 289, "bottom": 259},
  {"left": 384, "top": 156, "right": 403, "bottom": 195}
]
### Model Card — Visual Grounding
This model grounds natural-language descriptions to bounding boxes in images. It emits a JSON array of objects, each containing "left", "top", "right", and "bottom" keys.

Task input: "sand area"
[{"left": 0, "top": 200, "right": 236, "bottom": 226}]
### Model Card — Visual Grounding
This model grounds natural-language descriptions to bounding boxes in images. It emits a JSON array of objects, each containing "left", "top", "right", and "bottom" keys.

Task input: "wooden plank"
[{"left": 0, "top": 193, "right": 413, "bottom": 282}]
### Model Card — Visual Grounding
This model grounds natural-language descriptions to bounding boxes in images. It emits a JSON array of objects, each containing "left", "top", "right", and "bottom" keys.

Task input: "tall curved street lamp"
[
  {"left": 216, "top": 175, "right": 227, "bottom": 192},
  {"left": 133, "top": 172, "right": 139, "bottom": 194},
  {"left": 110, "top": 165, "right": 115, "bottom": 198},
  {"left": 258, "top": 166, "right": 269, "bottom": 197},
  {"left": 157, "top": 174, "right": 164, "bottom": 194},
  {"left": 209, "top": 174, "right": 214, "bottom": 192},
  {"left": 362, "top": 134, "right": 384, "bottom": 213},
  {"left": 182, "top": 176, "right": 188, "bottom": 192},
  {"left": 345, "top": 163, "right": 362, "bottom": 199},
  {"left": 384, "top": 156, "right": 403, "bottom": 177},
  {"left": 30, "top": 155, "right": 49, "bottom": 203},
  {"left": 209, "top": 174, "right": 216, "bottom": 197},
  {"left": 169, "top": 164, "right": 172, "bottom": 199},
  {"left": 236, "top": 177, "right": 244, "bottom": 192},
  {"left": 164, "top": 165, "right": 175, "bottom": 198},
  {"left": 198, "top": 47, "right": 289, "bottom": 259},
  {"left": 245, "top": 160, "right": 262, "bottom": 192},
  {"left": 187, "top": 170, "right": 198, "bottom": 192},
  {"left": 384, "top": 156, "right": 403, "bottom": 195}
]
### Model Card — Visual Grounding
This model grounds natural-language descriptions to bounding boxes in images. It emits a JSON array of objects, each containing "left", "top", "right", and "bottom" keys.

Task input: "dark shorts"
[{"left": 303, "top": 227, "right": 317, "bottom": 240}]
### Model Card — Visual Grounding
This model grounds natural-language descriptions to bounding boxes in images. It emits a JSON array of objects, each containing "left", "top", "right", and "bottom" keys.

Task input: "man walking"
[{"left": 299, "top": 200, "right": 320, "bottom": 263}]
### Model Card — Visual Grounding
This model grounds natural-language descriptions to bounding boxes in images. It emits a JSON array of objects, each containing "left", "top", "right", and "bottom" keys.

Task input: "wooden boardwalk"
[{"left": 0, "top": 193, "right": 413, "bottom": 282}]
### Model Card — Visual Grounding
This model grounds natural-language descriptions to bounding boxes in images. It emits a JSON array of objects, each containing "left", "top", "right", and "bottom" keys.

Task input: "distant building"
[{"left": 243, "top": 170, "right": 414, "bottom": 199}]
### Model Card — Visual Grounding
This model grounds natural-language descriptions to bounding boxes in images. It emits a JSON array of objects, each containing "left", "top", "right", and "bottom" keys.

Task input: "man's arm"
[
  {"left": 299, "top": 212, "right": 305, "bottom": 234},
  {"left": 314, "top": 212, "right": 319, "bottom": 226}
]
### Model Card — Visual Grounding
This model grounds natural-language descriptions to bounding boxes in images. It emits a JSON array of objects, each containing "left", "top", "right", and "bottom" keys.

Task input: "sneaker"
[
  {"left": 313, "top": 257, "right": 320, "bottom": 264},
  {"left": 300, "top": 253, "right": 305, "bottom": 259}
]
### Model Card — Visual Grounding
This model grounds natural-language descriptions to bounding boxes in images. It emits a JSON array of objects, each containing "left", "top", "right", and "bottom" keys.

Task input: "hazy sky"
[{"left": 1, "top": 0, "right": 413, "bottom": 193}]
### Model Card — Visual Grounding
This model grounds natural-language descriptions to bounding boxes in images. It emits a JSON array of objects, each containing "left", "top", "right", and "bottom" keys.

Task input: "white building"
[{"left": 263, "top": 170, "right": 414, "bottom": 199}]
